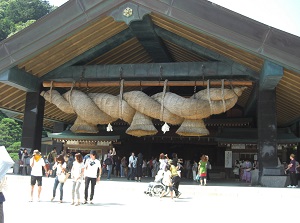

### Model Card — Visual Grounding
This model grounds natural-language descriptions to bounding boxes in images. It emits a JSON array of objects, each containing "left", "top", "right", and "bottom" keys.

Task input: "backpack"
[
  {"left": 296, "top": 161, "right": 299, "bottom": 174},
  {"left": 105, "top": 158, "right": 112, "bottom": 165},
  {"left": 47, "top": 153, "right": 53, "bottom": 163}
]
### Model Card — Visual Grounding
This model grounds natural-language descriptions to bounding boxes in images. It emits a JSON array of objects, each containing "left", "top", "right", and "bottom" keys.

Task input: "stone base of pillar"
[
  {"left": 250, "top": 169, "right": 259, "bottom": 186},
  {"left": 260, "top": 175, "right": 290, "bottom": 187},
  {"left": 258, "top": 166, "right": 289, "bottom": 187}
]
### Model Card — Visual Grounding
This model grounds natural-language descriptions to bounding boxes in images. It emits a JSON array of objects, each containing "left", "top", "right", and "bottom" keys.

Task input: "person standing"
[
  {"left": 120, "top": 156, "right": 127, "bottom": 177},
  {"left": 47, "top": 148, "right": 57, "bottom": 177},
  {"left": 105, "top": 148, "right": 116, "bottom": 180},
  {"left": 170, "top": 161, "right": 181, "bottom": 198},
  {"left": 21, "top": 149, "right": 30, "bottom": 175},
  {"left": 192, "top": 160, "right": 198, "bottom": 181},
  {"left": 115, "top": 156, "right": 121, "bottom": 177},
  {"left": 198, "top": 155, "right": 208, "bottom": 186},
  {"left": 170, "top": 153, "right": 181, "bottom": 198},
  {"left": 159, "top": 153, "right": 168, "bottom": 171},
  {"left": 160, "top": 164, "right": 174, "bottom": 200},
  {"left": 30, "top": 150, "right": 48, "bottom": 202},
  {"left": 242, "top": 159, "right": 252, "bottom": 183},
  {"left": 127, "top": 152, "right": 135, "bottom": 180},
  {"left": 233, "top": 160, "right": 240, "bottom": 181},
  {"left": 0, "top": 176, "right": 7, "bottom": 223},
  {"left": 136, "top": 153, "right": 143, "bottom": 182},
  {"left": 84, "top": 150, "right": 101, "bottom": 204},
  {"left": 71, "top": 153, "right": 84, "bottom": 206},
  {"left": 51, "top": 154, "right": 67, "bottom": 203},
  {"left": 285, "top": 154, "right": 297, "bottom": 188}
]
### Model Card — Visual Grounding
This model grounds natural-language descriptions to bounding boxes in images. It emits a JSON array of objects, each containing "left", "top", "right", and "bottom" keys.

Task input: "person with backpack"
[
  {"left": 135, "top": 153, "right": 143, "bottom": 182},
  {"left": 47, "top": 148, "right": 57, "bottom": 177},
  {"left": 105, "top": 148, "right": 116, "bottom": 180}
]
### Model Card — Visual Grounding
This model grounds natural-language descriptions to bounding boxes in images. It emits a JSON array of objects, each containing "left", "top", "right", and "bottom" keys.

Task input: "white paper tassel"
[
  {"left": 106, "top": 123, "right": 113, "bottom": 132},
  {"left": 161, "top": 122, "right": 170, "bottom": 134}
]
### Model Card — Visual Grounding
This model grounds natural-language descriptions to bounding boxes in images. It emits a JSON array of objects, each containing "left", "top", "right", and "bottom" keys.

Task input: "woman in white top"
[
  {"left": 160, "top": 164, "right": 173, "bottom": 199},
  {"left": 51, "top": 154, "right": 67, "bottom": 203},
  {"left": 71, "top": 153, "right": 84, "bottom": 206}
]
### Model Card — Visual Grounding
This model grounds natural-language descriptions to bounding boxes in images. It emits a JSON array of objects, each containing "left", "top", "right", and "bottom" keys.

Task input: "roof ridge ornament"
[{"left": 109, "top": 2, "right": 151, "bottom": 25}]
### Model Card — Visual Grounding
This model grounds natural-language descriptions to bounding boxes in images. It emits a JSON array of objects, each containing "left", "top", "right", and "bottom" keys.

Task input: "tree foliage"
[
  {"left": 0, "top": 0, "right": 55, "bottom": 41},
  {"left": 7, "top": 142, "right": 21, "bottom": 161},
  {"left": 0, "top": 118, "right": 22, "bottom": 148}
]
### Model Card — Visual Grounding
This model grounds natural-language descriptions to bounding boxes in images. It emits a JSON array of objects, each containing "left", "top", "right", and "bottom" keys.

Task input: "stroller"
[{"left": 144, "top": 170, "right": 169, "bottom": 197}]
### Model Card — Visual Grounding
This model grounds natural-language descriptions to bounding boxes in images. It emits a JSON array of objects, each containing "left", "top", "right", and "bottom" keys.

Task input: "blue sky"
[{"left": 48, "top": 0, "right": 300, "bottom": 37}]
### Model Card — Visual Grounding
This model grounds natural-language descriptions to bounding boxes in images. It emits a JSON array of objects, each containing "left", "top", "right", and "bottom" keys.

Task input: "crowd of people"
[
  {"left": 232, "top": 159, "right": 258, "bottom": 183},
  {"left": 9, "top": 148, "right": 300, "bottom": 207},
  {"left": 28, "top": 149, "right": 101, "bottom": 204},
  {"left": 24, "top": 148, "right": 209, "bottom": 203}
]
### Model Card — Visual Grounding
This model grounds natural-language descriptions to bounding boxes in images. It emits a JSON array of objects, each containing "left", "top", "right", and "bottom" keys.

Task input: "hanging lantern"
[
  {"left": 161, "top": 122, "right": 170, "bottom": 134},
  {"left": 106, "top": 123, "right": 113, "bottom": 132}
]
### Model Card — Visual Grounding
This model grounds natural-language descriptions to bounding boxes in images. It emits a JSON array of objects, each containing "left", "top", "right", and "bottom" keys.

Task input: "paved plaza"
[{"left": 2, "top": 173, "right": 299, "bottom": 223}]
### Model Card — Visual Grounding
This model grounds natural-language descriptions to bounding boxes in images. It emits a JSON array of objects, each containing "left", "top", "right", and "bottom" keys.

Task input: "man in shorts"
[{"left": 30, "top": 150, "right": 48, "bottom": 202}]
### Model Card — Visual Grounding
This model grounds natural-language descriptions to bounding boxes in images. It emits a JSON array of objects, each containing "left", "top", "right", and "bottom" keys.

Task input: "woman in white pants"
[{"left": 71, "top": 153, "right": 84, "bottom": 206}]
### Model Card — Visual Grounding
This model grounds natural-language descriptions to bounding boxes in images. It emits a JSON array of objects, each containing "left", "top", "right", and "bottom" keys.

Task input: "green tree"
[
  {"left": 0, "top": 118, "right": 22, "bottom": 148},
  {"left": 7, "top": 19, "right": 36, "bottom": 38},
  {"left": 0, "top": 0, "right": 54, "bottom": 41},
  {"left": 7, "top": 141, "right": 21, "bottom": 161},
  {"left": 0, "top": 111, "right": 7, "bottom": 121},
  {"left": 5, "top": 0, "right": 52, "bottom": 24}
]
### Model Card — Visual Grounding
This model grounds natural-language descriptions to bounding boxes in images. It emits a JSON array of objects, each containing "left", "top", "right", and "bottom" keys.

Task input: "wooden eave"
[{"left": 0, "top": 0, "right": 299, "bottom": 131}]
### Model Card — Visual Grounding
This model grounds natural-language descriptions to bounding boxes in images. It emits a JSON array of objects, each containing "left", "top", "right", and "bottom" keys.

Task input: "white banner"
[{"left": 225, "top": 151, "right": 232, "bottom": 168}]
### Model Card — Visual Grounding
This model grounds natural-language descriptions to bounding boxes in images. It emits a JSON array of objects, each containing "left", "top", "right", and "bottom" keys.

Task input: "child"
[{"left": 160, "top": 165, "right": 174, "bottom": 200}]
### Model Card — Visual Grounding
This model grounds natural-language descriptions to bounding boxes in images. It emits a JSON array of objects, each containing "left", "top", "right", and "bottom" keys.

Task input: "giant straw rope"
[{"left": 41, "top": 84, "right": 246, "bottom": 137}]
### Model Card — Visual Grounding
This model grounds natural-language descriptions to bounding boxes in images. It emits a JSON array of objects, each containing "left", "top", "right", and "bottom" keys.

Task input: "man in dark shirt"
[{"left": 285, "top": 154, "right": 298, "bottom": 188}]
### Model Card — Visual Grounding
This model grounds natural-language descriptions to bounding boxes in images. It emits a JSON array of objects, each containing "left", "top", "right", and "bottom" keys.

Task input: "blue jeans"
[
  {"left": 107, "top": 165, "right": 112, "bottom": 179},
  {"left": 120, "top": 165, "right": 124, "bottom": 177},
  {"left": 53, "top": 176, "right": 64, "bottom": 200},
  {"left": 127, "top": 167, "right": 133, "bottom": 180}
]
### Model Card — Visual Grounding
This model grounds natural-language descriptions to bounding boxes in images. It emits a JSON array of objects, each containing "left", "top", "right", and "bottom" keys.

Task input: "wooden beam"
[{"left": 43, "top": 80, "right": 253, "bottom": 88}]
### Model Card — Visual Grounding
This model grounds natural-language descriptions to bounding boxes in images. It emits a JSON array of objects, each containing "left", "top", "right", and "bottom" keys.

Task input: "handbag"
[{"left": 58, "top": 172, "right": 70, "bottom": 183}]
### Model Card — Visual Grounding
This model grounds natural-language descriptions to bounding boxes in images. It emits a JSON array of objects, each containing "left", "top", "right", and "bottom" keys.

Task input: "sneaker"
[
  {"left": 71, "top": 202, "right": 75, "bottom": 205},
  {"left": 176, "top": 192, "right": 182, "bottom": 198},
  {"left": 51, "top": 197, "right": 54, "bottom": 202},
  {"left": 75, "top": 202, "right": 80, "bottom": 206},
  {"left": 82, "top": 200, "right": 88, "bottom": 204},
  {"left": 287, "top": 185, "right": 292, "bottom": 188},
  {"left": 90, "top": 201, "right": 94, "bottom": 204},
  {"left": 292, "top": 186, "right": 296, "bottom": 188}
]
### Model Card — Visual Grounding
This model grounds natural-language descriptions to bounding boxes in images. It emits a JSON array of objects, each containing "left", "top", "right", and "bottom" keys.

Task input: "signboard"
[
  {"left": 231, "top": 144, "right": 245, "bottom": 149},
  {"left": 225, "top": 151, "right": 232, "bottom": 168}
]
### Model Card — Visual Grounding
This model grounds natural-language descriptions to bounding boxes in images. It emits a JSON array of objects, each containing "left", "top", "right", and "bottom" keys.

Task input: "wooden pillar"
[{"left": 21, "top": 90, "right": 45, "bottom": 151}]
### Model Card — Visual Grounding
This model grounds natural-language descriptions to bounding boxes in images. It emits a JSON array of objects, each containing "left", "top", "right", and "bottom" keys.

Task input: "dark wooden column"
[
  {"left": 257, "top": 89, "right": 278, "bottom": 168},
  {"left": 257, "top": 61, "right": 286, "bottom": 187},
  {"left": 21, "top": 89, "right": 45, "bottom": 151},
  {"left": 296, "top": 121, "right": 300, "bottom": 161}
]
